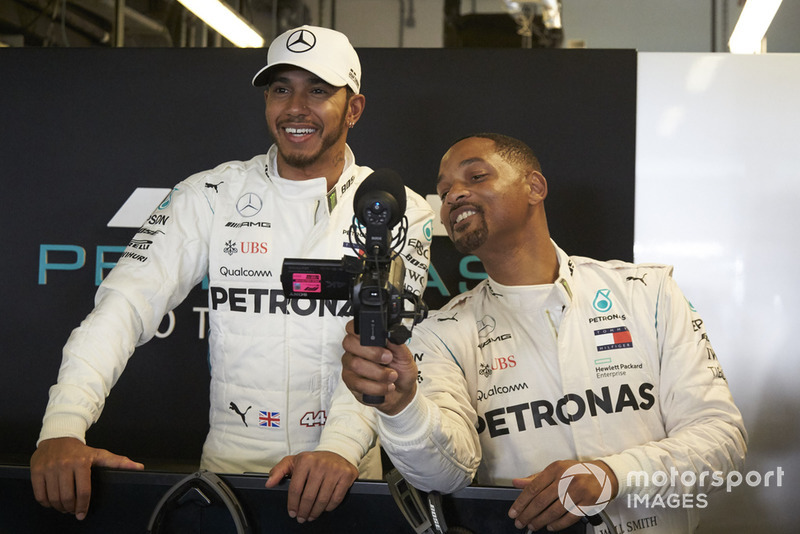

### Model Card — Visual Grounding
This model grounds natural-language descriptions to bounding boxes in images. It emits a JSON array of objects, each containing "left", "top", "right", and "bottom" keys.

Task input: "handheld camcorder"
[{"left": 280, "top": 169, "right": 428, "bottom": 404}]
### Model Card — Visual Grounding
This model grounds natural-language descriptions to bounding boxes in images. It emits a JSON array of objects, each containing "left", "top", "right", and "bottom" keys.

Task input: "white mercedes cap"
[{"left": 252, "top": 25, "right": 361, "bottom": 93}]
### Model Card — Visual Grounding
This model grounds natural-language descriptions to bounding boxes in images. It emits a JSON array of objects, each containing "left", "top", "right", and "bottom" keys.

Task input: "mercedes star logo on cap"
[{"left": 286, "top": 29, "right": 316, "bottom": 53}]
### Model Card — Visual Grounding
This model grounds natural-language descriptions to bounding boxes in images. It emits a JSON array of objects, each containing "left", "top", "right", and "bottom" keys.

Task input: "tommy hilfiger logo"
[{"left": 594, "top": 326, "right": 633, "bottom": 352}]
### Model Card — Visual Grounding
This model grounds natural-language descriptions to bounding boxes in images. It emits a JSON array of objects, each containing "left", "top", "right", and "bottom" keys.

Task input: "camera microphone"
[
  {"left": 354, "top": 168, "right": 407, "bottom": 225},
  {"left": 353, "top": 168, "right": 407, "bottom": 258}
]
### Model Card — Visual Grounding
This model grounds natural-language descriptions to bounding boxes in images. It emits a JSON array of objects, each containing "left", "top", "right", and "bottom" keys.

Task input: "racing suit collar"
[
  {"left": 552, "top": 241, "right": 575, "bottom": 303},
  {"left": 264, "top": 144, "right": 358, "bottom": 216},
  {"left": 483, "top": 240, "right": 574, "bottom": 310}
]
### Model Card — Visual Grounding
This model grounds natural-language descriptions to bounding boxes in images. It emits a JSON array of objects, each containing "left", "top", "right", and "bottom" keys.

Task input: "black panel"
[
  {"left": 0, "top": 465, "right": 588, "bottom": 533},
  {"left": 0, "top": 47, "right": 635, "bottom": 464}
]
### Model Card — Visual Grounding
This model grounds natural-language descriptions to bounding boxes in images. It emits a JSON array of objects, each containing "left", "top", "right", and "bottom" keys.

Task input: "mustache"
[
  {"left": 448, "top": 201, "right": 483, "bottom": 217},
  {"left": 277, "top": 116, "right": 321, "bottom": 128}
]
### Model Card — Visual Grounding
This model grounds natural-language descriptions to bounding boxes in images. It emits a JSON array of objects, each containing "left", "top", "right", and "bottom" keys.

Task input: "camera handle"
[{"left": 362, "top": 293, "right": 428, "bottom": 405}]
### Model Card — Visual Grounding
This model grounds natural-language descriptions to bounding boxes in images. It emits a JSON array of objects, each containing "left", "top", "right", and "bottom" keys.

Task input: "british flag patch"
[{"left": 258, "top": 411, "right": 280, "bottom": 428}]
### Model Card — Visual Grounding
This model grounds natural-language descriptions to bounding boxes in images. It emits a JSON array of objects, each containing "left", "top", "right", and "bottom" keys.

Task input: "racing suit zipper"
[
  {"left": 547, "top": 278, "right": 572, "bottom": 341},
  {"left": 545, "top": 309, "right": 559, "bottom": 341}
]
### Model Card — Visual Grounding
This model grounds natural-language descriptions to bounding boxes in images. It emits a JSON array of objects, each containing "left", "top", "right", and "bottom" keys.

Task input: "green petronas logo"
[{"left": 593, "top": 289, "right": 612, "bottom": 313}]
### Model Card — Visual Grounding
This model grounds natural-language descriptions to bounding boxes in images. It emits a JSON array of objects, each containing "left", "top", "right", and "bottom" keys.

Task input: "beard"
[
  {"left": 452, "top": 215, "right": 489, "bottom": 254},
  {"left": 273, "top": 110, "right": 348, "bottom": 170}
]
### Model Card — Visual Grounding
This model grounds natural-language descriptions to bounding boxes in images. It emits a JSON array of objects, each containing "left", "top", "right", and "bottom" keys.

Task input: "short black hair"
[{"left": 458, "top": 133, "right": 542, "bottom": 173}]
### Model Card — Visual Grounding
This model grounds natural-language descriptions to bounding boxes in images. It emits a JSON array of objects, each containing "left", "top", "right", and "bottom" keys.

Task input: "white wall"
[{"left": 636, "top": 52, "right": 800, "bottom": 533}]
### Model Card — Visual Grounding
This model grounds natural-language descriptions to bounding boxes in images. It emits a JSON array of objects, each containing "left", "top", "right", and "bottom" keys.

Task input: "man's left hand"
[
  {"left": 265, "top": 451, "right": 358, "bottom": 523},
  {"left": 508, "top": 459, "right": 618, "bottom": 531}
]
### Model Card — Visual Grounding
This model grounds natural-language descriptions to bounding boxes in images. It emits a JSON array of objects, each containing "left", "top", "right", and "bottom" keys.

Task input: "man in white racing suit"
[
  {"left": 30, "top": 25, "right": 434, "bottom": 524},
  {"left": 337, "top": 133, "right": 746, "bottom": 533}
]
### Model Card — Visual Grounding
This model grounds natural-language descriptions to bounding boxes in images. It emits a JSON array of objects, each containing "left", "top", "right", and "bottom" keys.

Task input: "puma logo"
[
  {"left": 205, "top": 181, "right": 223, "bottom": 193},
  {"left": 229, "top": 401, "right": 251, "bottom": 427},
  {"left": 626, "top": 273, "right": 647, "bottom": 285}
]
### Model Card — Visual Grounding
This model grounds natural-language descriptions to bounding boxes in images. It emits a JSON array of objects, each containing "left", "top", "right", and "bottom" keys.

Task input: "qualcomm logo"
[{"left": 108, "top": 187, "right": 172, "bottom": 228}]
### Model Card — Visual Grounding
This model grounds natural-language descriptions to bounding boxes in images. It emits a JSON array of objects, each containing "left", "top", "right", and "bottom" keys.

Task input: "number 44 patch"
[{"left": 300, "top": 411, "right": 327, "bottom": 427}]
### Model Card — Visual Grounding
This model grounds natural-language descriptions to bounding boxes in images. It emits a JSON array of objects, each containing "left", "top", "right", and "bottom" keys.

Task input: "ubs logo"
[
  {"left": 286, "top": 29, "right": 316, "bottom": 53},
  {"left": 237, "top": 193, "right": 263, "bottom": 217}
]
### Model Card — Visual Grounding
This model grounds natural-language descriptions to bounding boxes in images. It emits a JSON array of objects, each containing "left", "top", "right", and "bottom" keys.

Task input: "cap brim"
[
  {"left": 251, "top": 61, "right": 355, "bottom": 92},
  {"left": 251, "top": 64, "right": 273, "bottom": 87}
]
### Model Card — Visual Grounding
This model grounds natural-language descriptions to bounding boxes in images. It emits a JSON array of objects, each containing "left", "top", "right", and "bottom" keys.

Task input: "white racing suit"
[
  {"left": 350, "top": 243, "right": 746, "bottom": 532},
  {"left": 38, "top": 145, "right": 434, "bottom": 475}
]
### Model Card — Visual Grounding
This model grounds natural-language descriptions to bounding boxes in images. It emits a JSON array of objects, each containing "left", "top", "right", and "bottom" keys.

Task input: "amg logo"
[
  {"left": 477, "top": 382, "right": 655, "bottom": 438},
  {"left": 478, "top": 333, "right": 511, "bottom": 349},
  {"left": 225, "top": 221, "right": 271, "bottom": 228},
  {"left": 210, "top": 286, "right": 352, "bottom": 317}
]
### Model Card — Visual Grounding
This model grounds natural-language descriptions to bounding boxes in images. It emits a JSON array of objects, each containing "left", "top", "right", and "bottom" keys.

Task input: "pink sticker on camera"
[{"left": 292, "top": 273, "right": 322, "bottom": 293}]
